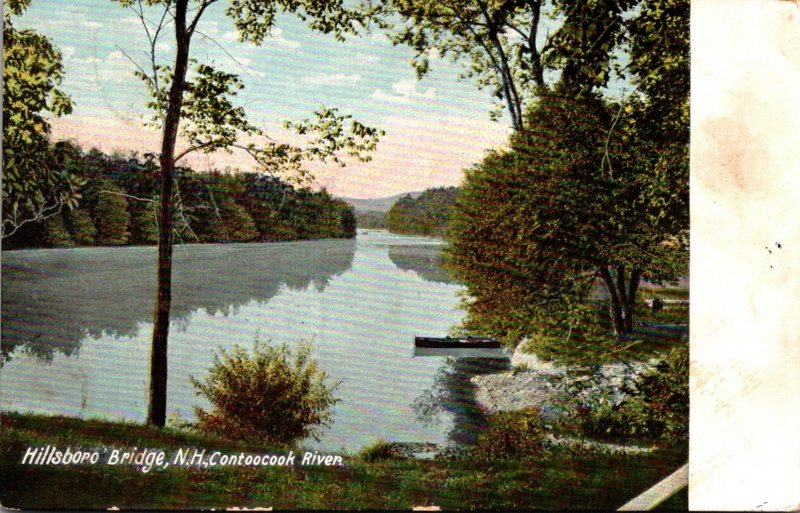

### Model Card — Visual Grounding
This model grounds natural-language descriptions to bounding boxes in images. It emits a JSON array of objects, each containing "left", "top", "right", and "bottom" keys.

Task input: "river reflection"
[
  {"left": 1, "top": 239, "right": 357, "bottom": 364},
  {"left": 413, "top": 358, "right": 510, "bottom": 445},
  {"left": 388, "top": 244, "right": 455, "bottom": 285},
  {"left": 1, "top": 231, "right": 484, "bottom": 451}
]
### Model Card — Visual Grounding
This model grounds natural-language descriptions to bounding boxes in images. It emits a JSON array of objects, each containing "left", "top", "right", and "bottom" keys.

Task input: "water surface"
[{"left": 1, "top": 230, "right": 486, "bottom": 451}]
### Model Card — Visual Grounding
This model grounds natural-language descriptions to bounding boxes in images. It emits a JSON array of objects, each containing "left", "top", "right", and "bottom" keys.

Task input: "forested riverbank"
[{"left": 3, "top": 146, "right": 356, "bottom": 250}]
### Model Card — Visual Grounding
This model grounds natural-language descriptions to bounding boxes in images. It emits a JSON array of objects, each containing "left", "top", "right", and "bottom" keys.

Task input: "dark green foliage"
[
  {"left": 446, "top": 89, "right": 612, "bottom": 344},
  {"left": 192, "top": 341, "right": 340, "bottom": 445},
  {"left": 221, "top": 200, "right": 259, "bottom": 242},
  {"left": 355, "top": 210, "right": 388, "bottom": 229},
  {"left": 41, "top": 214, "right": 74, "bottom": 247},
  {"left": 92, "top": 181, "right": 130, "bottom": 246},
  {"left": 386, "top": 186, "right": 457, "bottom": 237},
  {"left": 577, "top": 344, "right": 689, "bottom": 442},
  {"left": 129, "top": 201, "right": 159, "bottom": 245},
  {"left": 3, "top": 148, "right": 358, "bottom": 249},
  {"left": 358, "top": 439, "right": 406, "bottom": 462},
  {"left": 446, "top": 84, "right": 688, "bottom": 346},
  {"left": 475, "top": 408, "right": 545, "bottom": 460},
  {"left": 65, "top": 208, "right": 96, "bottom": 245}
]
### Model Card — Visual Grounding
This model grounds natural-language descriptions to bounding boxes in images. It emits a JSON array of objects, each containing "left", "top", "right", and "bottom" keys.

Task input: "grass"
[
  {"left": 1, "top": 412, "right": 687, "bottom": 510},
  {"left": 520, "top": 284, "right": 689, "bottom": 367}
]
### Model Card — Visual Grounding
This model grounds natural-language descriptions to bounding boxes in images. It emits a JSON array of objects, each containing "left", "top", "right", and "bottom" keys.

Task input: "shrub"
[
  {"left": 192, "top": 340, "right": 340, "bottom": 446},
  {"left": 475, "top": 407, "right": 545, "bottom": 460},
  {"left": 358, "top": 439, "right": 404, "bottom": 462},
  {"left": 578, "top": 344, "right": 689, "bottom": 442}
]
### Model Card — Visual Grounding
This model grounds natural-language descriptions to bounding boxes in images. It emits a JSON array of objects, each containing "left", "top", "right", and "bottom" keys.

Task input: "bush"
[
  {"left": 578, "top": 344, "right": 689, "bottom": 442},
  {"left": 475, "top": 408, "right": 545, "bottom": 460},
  {"left": 358, "top": 439, "right": 404, "bottom": 462},
  {"left": 192, "top": 340, "right": 340, "bottom": 446}
]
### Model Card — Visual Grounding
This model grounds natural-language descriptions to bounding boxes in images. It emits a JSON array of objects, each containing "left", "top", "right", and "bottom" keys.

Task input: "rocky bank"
[{"left": 472, "top": 344, "right": 662, "bottom": 423}]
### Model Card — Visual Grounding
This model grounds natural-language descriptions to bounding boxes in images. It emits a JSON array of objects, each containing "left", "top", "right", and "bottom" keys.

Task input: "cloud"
[
  {"left": 270, "top": 27, "right": 301, "bottom": 50},
  {"left": 68, "top": 50, "right": 137, "bottom": 84},
  {"left": 221, "top": 30, "right": 240, "bottom": 42},
  {"left": 370, "top": 80, "right": 436, "bottom": 104},
  {"left": 300, "top": 73, "right": 361, "bottom": 86},
  {"left": 370, "top": 33, "right": 391, "bottom": 43},
  {"left": 351, "top": 53, "right": 380, "bottom": 66}
]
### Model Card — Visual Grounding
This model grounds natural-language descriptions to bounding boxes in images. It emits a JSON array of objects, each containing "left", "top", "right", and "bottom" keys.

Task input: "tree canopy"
[
  {"left": 445, "top": 0, "right": 689, "bottom": 347},
  {"left": 386, "top": 186, "right": 458, "bottom": 237},
  {"left": 381, "top": 0, "right": 634, "bottom": 130},
  {"left": 2, "top": 0, "right": 82, "bottom": 238}
]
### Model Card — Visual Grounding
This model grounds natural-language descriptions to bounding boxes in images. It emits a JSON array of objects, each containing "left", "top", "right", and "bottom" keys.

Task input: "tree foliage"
[
  {"left": 192, "top": 340, "right": 340, "bottom": 445},
  {"left": 2, "top": 0, "right": 83, "bottom": 238},
  {"left": 446, "top": 84, "right": 687, "bottom": 345},
  {"left": 386, "top": 187, "right": 458, "bottom": 237},
  {"left": 3, "top": 148, "right": 358, "bottom": 249},
  {"left": 381, "top": 0, "right": 634, "bottom": 130},
  {"left": 93, "top": 180, "right": 132, "bottom": 246},
  {"left": 65, "top": 209, "right": 97, "bottom": 246},
  {"left": 42, "top": 214, "right": 75, "bottom": 248},
  {"left": 444, "top": 0, "right": 689, "bottom": 347}
]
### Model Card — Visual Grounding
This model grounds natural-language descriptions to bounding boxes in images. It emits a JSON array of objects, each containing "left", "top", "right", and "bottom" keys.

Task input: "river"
[{"left": 1, "top": 230, "right": 500, "bottom": 451}]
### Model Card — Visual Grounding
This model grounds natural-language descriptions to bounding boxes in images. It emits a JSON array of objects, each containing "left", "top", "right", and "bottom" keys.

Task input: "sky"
[{"left": 18, "top": 0, "right": 514, "bottom": 199}]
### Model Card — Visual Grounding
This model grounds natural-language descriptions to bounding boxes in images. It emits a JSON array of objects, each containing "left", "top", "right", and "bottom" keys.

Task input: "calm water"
[{"left": 1, "top": 230, "right": 499, "bottom": 451}]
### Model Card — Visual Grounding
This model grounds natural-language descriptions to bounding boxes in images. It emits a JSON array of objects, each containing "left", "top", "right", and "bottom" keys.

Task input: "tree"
[
  {"left": 129, "top": 200, "right": 160, "bottom": 245},
  {"left": 442, "top": 0, "right": 688, "bottom": 346},
  {"left": 447, "top": 85, "right": 686, "bottom": 345},
  {"left": 2, "top": 0, "right": 83, "bottom": 238},
  {"left": 386, "top": 186, "right": 457, "bottom": 236},
  {"left": 42, "top": 214, "right": 75, "bottom": 247},
  {"left": 93, "top": 181, "right": 132, "bottom": 245},
  {"left": 65, "top": 209, "right": 97, "bottom": 246},
  {"left": 381, "top": 0, "right": 633, "bottom": 130},
  {"left": 115, "top": 0, "right": 382, "bottom": 427}
]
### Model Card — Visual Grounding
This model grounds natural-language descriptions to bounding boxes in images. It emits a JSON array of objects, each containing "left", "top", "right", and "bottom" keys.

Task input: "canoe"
[{"left": 414, "top": 336, "right": 501, "bottom": 349}]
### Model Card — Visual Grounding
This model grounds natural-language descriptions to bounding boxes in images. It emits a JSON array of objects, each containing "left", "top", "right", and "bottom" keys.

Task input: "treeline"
[
  {"left": 4, "top": 144, "right": 356, "bottom": 250},
  {"left": 386, "top": 187, "right": 458, "bottom": 237},
  {"left": 355, "top": 210, "right": 388, "bottom": 229}
]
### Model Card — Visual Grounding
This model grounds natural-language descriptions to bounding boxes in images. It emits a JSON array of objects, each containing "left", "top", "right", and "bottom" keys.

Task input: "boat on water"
[
  {"left": 414, "top": 336, "right": 502, "bottom": 348},
  {"left": 412, "top": 336, "right": 509, "bottom": 358}
]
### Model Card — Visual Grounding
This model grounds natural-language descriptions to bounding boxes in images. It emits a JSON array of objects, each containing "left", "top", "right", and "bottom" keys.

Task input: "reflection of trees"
[
  {"left": 413, "top": 358, "right": 510, "bottom": 445},
  {"left": 1, "top": 240, "right": 355, "bottom": 364},
  {"left": 388, "top": 244, "right": 455, "bottom": 285}
]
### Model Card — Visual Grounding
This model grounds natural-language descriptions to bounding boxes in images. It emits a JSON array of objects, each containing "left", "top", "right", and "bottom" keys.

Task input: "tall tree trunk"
[
  {"left": 598, "top": 265, "right": 642, "bottom": 340},
  {"left": 147, "top": 0, "right": 191, "bottom": 428},
  {"left": 527, "top": 0, "right": 545, "bottom": 88},
  {"left": 624, "top": 268, "right": 642, "bottom": 333},
  {"left": 600, "top": 266, "right": 625, "bottom": 338}
]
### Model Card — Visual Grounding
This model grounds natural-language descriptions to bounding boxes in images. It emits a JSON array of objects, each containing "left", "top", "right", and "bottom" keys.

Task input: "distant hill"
[
  {"left": 339, "top": 191, "right": 424, "bottom": 213},
  {"left": 386, "top": 187, "right": 459, "bottom": 237}
]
